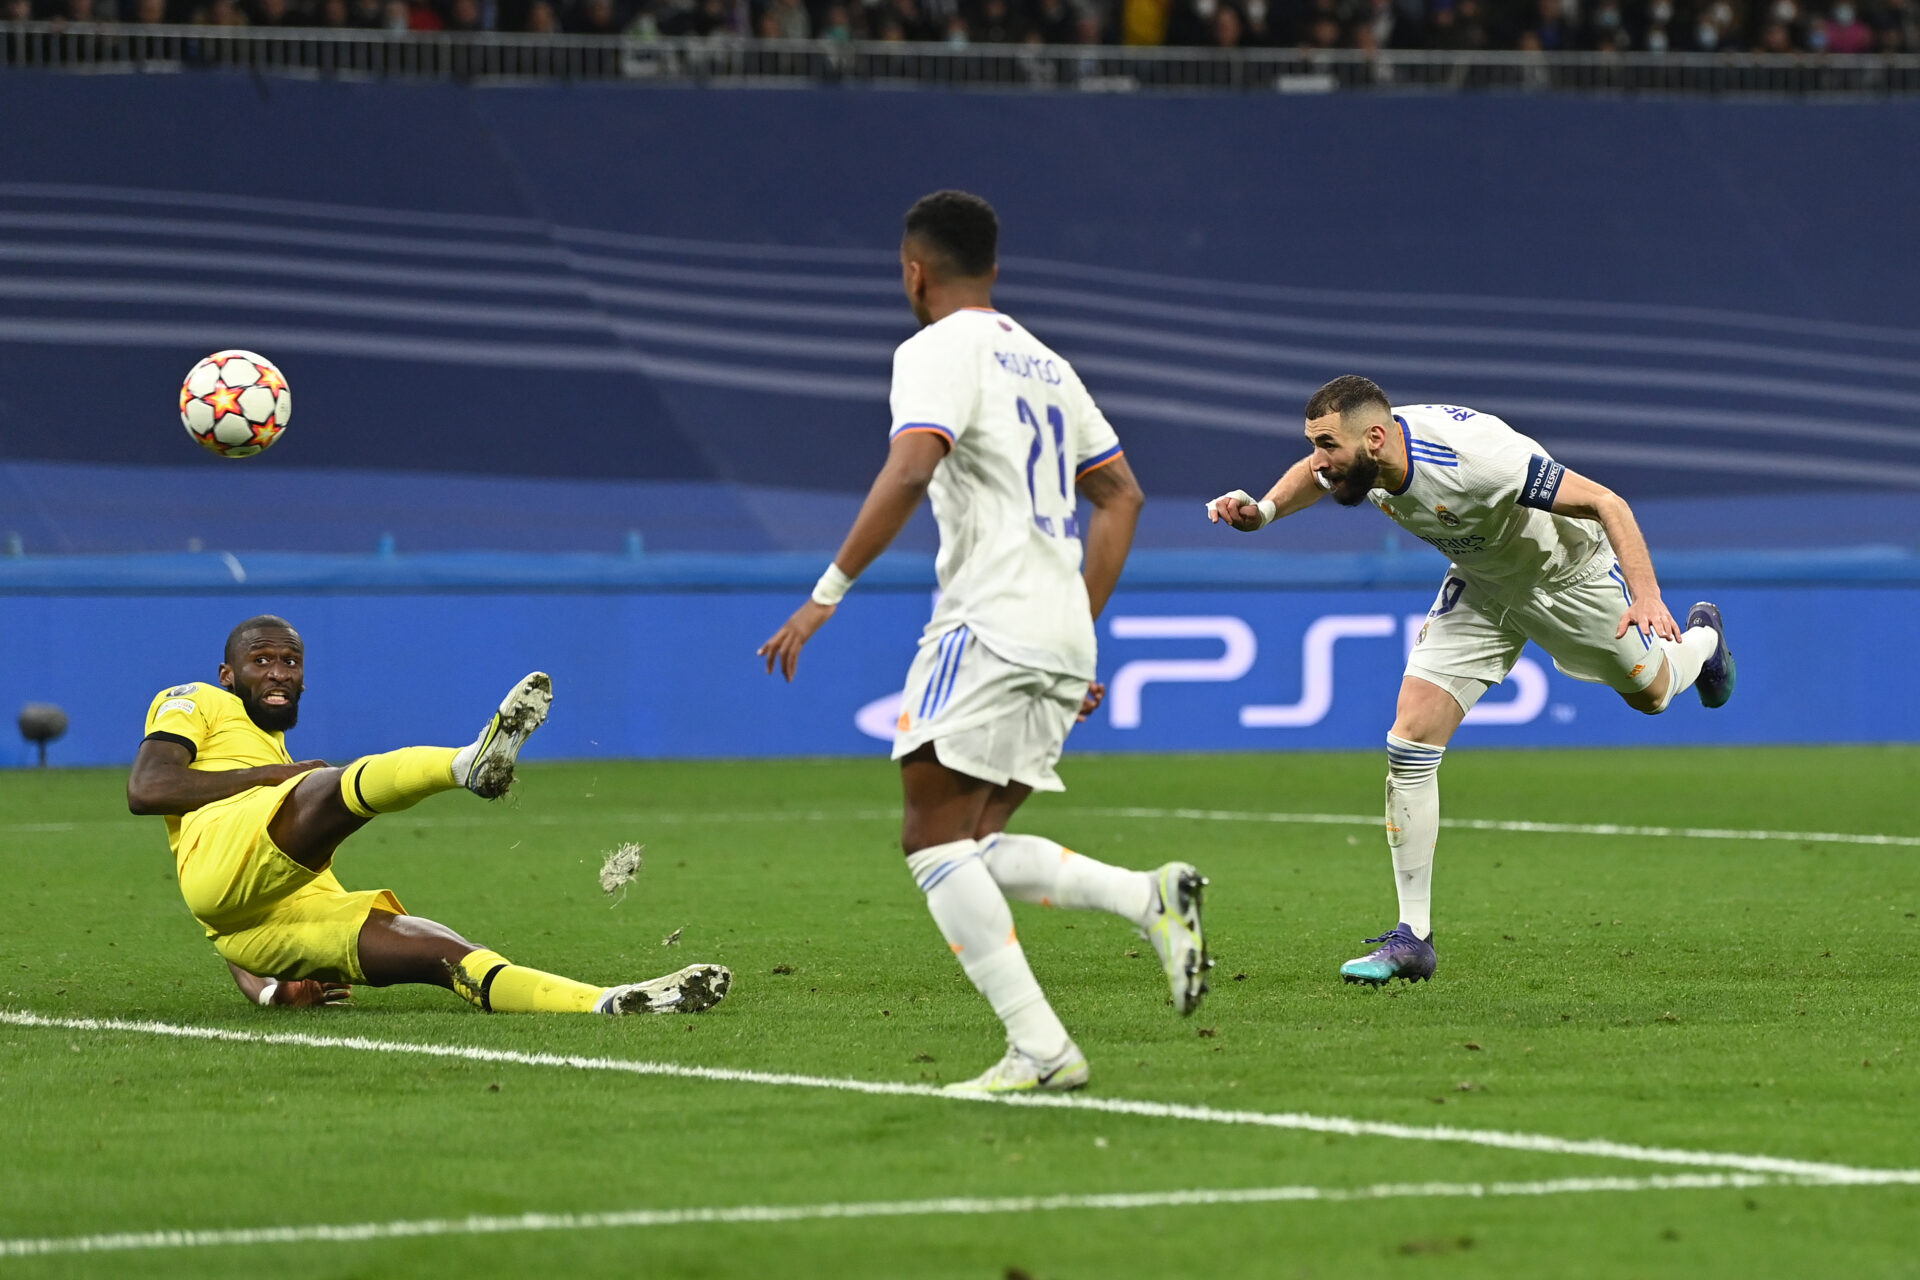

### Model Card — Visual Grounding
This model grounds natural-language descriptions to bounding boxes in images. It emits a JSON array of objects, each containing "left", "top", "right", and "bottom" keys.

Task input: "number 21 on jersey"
[{"left": 1016, "top": 396, "right": 1080, "bottom": 540}]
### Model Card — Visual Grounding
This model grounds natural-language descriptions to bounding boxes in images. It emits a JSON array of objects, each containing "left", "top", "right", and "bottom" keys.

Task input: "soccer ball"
[{"left": 180, "top": 350, "right": 291, "bottom": 458}]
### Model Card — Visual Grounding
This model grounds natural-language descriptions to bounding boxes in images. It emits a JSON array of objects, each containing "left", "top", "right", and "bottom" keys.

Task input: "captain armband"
[{"left": 1518, "top": 454, "right": 1566, "bottom": 511}]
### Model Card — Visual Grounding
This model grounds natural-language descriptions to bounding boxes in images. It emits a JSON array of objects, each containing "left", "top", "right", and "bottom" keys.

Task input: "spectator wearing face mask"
[
  {"left": 1238, "top": 0, "right": 1277, "bottom": 43},
  {"left": 1641, "top": 0, "right": 1677, "bottom": 49},
  {"left": 1822, "top": 0, "right": 1872, "bottom": 45},
  {"left": 1688, "top": 0, "right": 1740, "bottom": 46},
  {"left": 1584, "top": 0, "right": 1625, "bottom": 44}
]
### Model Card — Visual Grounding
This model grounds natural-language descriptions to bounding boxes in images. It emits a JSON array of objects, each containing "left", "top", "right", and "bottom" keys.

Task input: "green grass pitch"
[{"left": 3, "top": 746, "right": 1917, "bottom": 1278}]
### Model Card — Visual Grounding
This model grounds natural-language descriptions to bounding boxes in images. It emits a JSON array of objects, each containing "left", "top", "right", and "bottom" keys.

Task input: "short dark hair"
[
  {"left": 903, "top": 190, "right": 998, "bottom": 279},
  {"left": 1305, "top": 375, "right": 1392, "bottom": 423},
  {"left": 225, "top": 614, "right": 299, "bottom": 666}
]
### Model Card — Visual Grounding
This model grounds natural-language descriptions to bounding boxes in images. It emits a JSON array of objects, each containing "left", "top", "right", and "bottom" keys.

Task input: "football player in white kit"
[
  {"left": 1207, "top": 375, "right": 1734, "bottom": 986},
  {"left": 760, "top": 191, "right": 1211, "bottom": 1093}
]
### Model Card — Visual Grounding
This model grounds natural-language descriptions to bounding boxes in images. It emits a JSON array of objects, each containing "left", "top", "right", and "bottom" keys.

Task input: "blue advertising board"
[{"left": 2, "top": 553, "right": 1914, "bottom": 768}]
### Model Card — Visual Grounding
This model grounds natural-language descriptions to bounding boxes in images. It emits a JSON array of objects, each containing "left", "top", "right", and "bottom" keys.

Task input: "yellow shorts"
[{"left": 175, "top": 771, "right": 405, "bottom": 984}]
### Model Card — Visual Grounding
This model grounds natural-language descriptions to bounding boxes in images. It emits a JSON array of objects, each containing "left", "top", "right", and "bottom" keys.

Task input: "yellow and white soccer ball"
[{"left": 179, "top": 350, "right": 291, "bottom": 458}]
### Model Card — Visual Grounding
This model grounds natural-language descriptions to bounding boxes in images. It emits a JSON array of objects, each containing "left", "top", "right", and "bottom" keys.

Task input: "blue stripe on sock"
[{"left": 918, "top": 857, "right": 969, "bottom": 894}]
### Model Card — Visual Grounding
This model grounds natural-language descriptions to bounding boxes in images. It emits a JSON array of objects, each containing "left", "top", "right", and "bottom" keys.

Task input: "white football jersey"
[
  {"left": 1367, "top": 404, "right": 1609, "bottom": 603},
  {"left": 888, "top": 307, "right": 1123, "bottom": 679}
]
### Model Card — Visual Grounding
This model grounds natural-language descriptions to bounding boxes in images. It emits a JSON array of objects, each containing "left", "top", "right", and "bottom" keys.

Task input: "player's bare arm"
[
  {"left": 1205, "top": 455, "right": 1328, "bottom": 531},
  {"left": 1548, "top": 469, "right": 1682, "bottom": 643},
  {"left": 1077, "top": 452, "right": 1143, "bottom": 619},
  {"left": 1073, "top": 452, "right": 1144, "bottom": 720},
  {"left": 225, "top": 960, "right": 351, "bottom": 1007},
  {"left": 126, "top": 737, "right": 325, "bottom": 816},
  {"left": 759, "top": 430, "right": 949, "bottom": 682}
]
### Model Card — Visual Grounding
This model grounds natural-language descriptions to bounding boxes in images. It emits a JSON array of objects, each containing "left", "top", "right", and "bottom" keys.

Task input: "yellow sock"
[
  {"left": 338, "top": 746, "right": 460, "bottom": 818},
  {"left": 451, "top": 948, "right": 606, "bottom": 1014}
]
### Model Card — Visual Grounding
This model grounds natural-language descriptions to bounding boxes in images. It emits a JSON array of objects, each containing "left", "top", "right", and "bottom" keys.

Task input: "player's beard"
[
  {"left": 1326, "top": 452, "right": 1381, "bottom": 506},
  {"left": 238, "top": 686, "right": 300, "bottom": 733}
]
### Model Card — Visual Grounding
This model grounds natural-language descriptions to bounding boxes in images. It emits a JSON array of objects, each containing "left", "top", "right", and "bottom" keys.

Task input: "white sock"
[
  {"left": 450, "top": 737, "right": 479, "bottom": 783},
  {"left": 905, "top": 839, "right": 1070, "bottom": 1060},
  {"left": 1653, "top": 626, "right": 1720, "bottom": 712},
  {"left": 980, "top": 833, "right": 1155, "bottom": 927},
  {"left": 1385, "top": 734, "right": 1444, "bottom": 940}
]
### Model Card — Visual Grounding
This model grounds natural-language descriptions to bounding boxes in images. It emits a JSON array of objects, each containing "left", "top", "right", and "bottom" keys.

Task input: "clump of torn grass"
[{"left": 599, "top": 842, "right": 644, "bottom": 902}]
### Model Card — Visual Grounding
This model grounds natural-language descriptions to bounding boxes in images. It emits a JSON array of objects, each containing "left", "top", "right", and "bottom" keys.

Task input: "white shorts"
[
  {"left": 1406, "top": 559, "right": 1663, "bottom": 711},
  {"left": 889, "top": 624, "right": 1088, "bottom": 792}
]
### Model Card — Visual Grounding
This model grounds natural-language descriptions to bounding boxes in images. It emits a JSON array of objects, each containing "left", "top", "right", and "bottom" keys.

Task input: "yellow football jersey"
[{"left": 143, "top": 681, "right": 293, "bottom": 853}]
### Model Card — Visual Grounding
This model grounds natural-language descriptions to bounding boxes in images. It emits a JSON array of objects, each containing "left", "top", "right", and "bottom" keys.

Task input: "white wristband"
[
  {"left": 256, "top": 980, "right": 280, "bottom": 1008},
  {"left": 1208, "top": 490, "right": 1276, "bottom": 530},
  {"left": 811, "top": 563, "right": 855, "bottom": 607}
]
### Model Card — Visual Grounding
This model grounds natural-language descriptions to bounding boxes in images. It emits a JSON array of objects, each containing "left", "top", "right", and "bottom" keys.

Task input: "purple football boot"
[
  {"left": 1339, "top": 924, "right": 1437, "bottom": 986},
  {"left": 1687, "top": 601, "right": 1736, "bottom": 709}
]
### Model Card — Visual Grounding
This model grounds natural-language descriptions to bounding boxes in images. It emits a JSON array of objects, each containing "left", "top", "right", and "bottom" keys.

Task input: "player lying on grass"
[
  {"left": 1208, "top": 376, "right": 1735, "bottom": 987},
  {"left": 126, "top": 614, "right": 730, "bottom": 1015},
  {"left": 760, "top": 190, "right": 1210, "bottom": 1095}
]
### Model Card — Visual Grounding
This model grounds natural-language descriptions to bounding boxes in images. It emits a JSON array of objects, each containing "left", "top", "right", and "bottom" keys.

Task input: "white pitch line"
[
  {"left": 0, "top": 809, "right": 903, "bottom": 836},
  {"left": 7, "top": 805, "right": 1911, "bottom": 849},
  {"left": 6, "top": 1011, "right": 1917, "bottom": 1187},
  {"left": 0, "top": 1172, "right": 1849, "bottom": 1259},
  {"left": 1061, "top": 807, "right": 1920, "bottom": 849}
]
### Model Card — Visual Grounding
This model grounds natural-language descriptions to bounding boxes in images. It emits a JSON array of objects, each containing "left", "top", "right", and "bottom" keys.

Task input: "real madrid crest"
[{"left": 1434, "top": 503, "right": 1461, "bottom": 527}]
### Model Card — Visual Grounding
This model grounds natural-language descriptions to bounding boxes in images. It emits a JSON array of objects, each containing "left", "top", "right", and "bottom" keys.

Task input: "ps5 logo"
[
  {"left": 855, "top": 611, "right": 1548, "bottom": 740},
  {"left": 1105, "top": 613, "right": 1548, "bottom": 729}
]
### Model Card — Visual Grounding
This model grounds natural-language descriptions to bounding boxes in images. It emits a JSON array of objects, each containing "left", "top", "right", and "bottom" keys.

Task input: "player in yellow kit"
[{"left": 127, "top": 614, "right": 731, "bottom": 1015}]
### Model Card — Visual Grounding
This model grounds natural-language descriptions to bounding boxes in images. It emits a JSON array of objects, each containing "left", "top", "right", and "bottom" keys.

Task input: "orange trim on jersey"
[
  {"left": 1075, "top": 448, "right": 1126, "bottom": 479},
  {"left": 892, "top": 426, "right": 954, "bottom": 453}
]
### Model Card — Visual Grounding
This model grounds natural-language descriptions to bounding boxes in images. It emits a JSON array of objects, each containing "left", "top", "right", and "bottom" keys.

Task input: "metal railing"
[{"left": 5, "top": 23, "right": 1919, "bottom": 93}]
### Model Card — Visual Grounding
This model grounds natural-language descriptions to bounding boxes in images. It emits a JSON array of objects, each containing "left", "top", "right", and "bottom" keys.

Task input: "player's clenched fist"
[
  {"left": 1205, "top": 489, "right": 1272, "bottom": 532},
  {"left": 758, "top": 600, "right": 836, "bottom": 682}
]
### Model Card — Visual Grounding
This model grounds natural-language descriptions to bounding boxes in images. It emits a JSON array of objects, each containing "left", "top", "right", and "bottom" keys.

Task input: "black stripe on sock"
[
  {"left": 350, "top": 762, "right": 379, "bottom": 816},
  {"left": 477, "top": 963, "right": 507, "bottom": 1013}
]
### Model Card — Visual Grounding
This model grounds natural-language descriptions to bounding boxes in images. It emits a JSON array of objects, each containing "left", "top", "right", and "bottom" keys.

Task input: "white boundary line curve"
[
  {"left": 0, "top": 1172, "right": 1862, "bottom": 1259},
  {"left": 5, "top": 1011, "right": 1917, "bottom": 1187}
]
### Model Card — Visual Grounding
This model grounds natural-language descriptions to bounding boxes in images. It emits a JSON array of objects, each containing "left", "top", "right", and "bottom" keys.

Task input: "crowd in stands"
[{"left": 7, "top": 0, "right": 1917, "bottom": 53}]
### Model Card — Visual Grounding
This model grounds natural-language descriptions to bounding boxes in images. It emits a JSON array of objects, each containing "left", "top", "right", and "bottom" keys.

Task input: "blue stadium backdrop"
[{"left": 1, "top": 75, "right": 1917, "bottom": 763}]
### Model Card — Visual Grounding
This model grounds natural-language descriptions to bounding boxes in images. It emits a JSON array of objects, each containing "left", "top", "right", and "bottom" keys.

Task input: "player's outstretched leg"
[
  {"left": 359, "top": 912, "right": 731, "bottom": 1015},
  {"left": 333, "top": 671, "right": 551, "bottom": 824},
  {"left": 267, "top": 671, "right": 554, "bottom": 870},
  {"left": 982, "top": 832, "right": 1212, "bottom": 1015}
]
